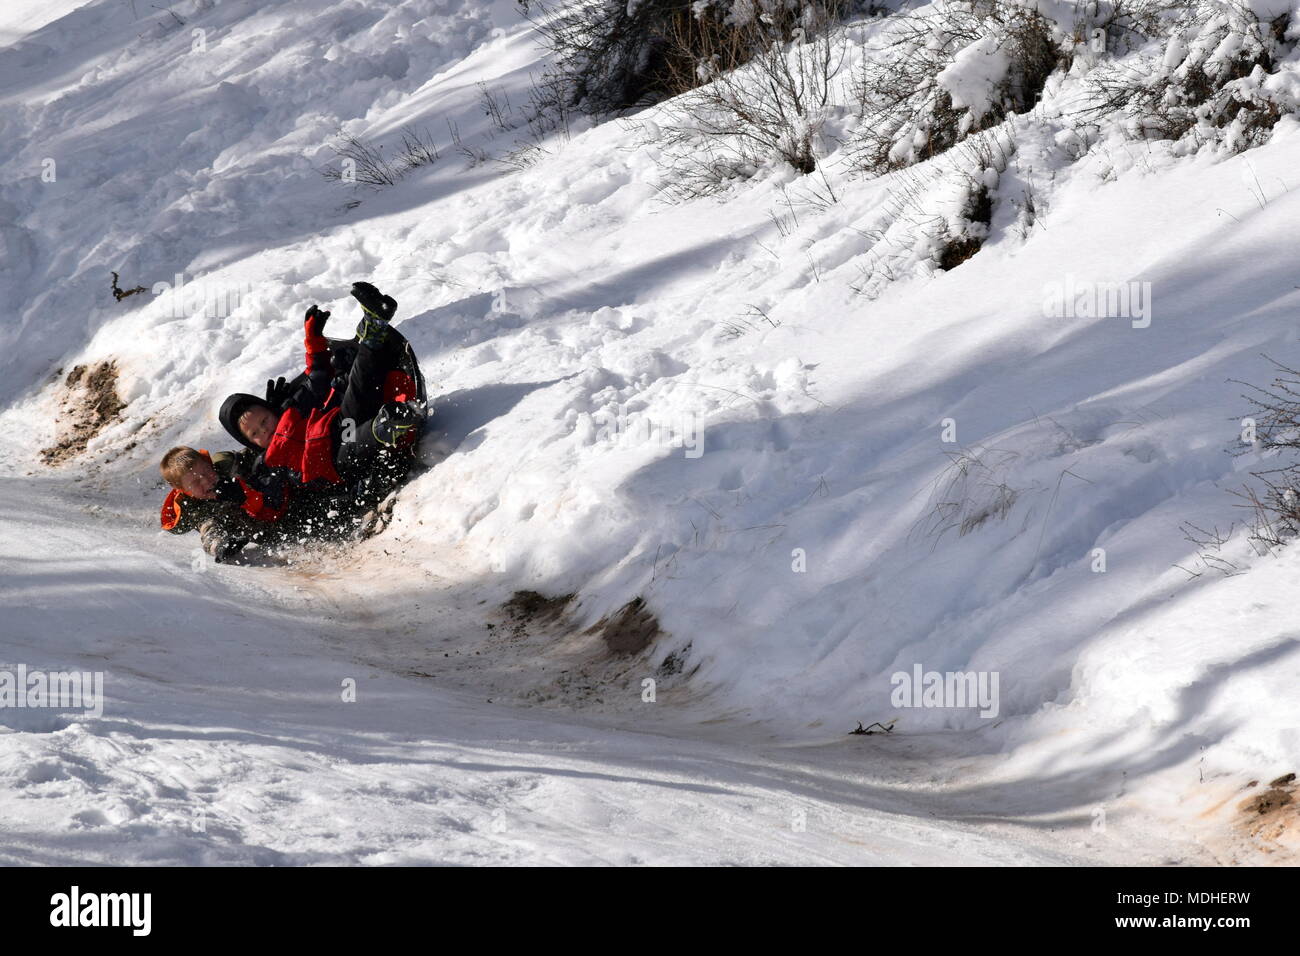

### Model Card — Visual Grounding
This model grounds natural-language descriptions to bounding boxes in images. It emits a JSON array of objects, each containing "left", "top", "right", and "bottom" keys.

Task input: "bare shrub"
[
  {"left": 320, "top": 133, "right": 402, "bottom": 187},
  {"left": 655, "top": 0, "right": 850, "bottom": 98},
  {"left": 717, "top": 303, "right": 782, "bottom": 339},
  {"left": 1231, "top": 358, "right": 1300, "bottom": 549},
  {"left": 846, "top": 131, "right": 1011, "bottom": 295},
  {"left": 850, "top": 0, "right": 1073, "bottom": 176},
  {"left": 526, "top": 0, "right": 852, "bottom": 113},
  {"left": 446, "top": 118, "right": 490, "bottom": 167},
  {"left": 640, "top": 2, "right": 850, "bottom": 199},
  {"left": 1082, "top": 1, "right": 1295, "bottom": 151},
  {"left": 1175, "top": 521, "right": 1243, "bottom": 577},
  {"left": 499, "top": 71, "right": 576, "bottom": 170},
  {"left": 913, "top": 445, "right": 1026, "bottom": 548},
  {"left": 523, "top": 0, "right": 689, "bottom": 112},
  {"left": 477, "top": 82, "right": 516, "bottom": 132},
  {"left": 397, "top": 125, "right": 441, "bottom": 171},
  {"left": 320, "top": 124, "right": 443, "bottom": 189},
  {"left": 936, "top": 136, "right": 1008, "bottom": 269}
]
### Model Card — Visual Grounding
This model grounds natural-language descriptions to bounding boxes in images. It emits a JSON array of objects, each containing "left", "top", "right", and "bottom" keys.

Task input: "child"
[
  {"left": 159, "top": 445, "right": 362, "bottom": 561},
  {"left": 217, "top": 281, "right": 422, "bottom": 496},
  {"left": 158, "top": 447, "right": 271, "bottom": 562}
]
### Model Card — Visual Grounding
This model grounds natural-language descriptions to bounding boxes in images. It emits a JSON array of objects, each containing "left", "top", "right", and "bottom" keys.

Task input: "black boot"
[
  {"left": 372, "top": 401, "right": 423, "bottom": 448},
  {"left": 351, "top": 281, "right": 397, "bottom": 348}
]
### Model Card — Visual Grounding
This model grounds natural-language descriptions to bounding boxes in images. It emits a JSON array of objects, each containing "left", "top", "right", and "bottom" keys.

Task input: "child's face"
[
  {"left": 179, "top": 458, "right": 219, "bottom": 500},
  {"left": 239, "top": 406, "right": 278, "bottom": 449}
]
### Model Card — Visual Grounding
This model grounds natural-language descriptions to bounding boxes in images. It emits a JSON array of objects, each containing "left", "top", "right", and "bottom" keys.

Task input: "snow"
[
  {"left": 936, "top": 34, "right": 1011, "bottom": 123},
  {"left": 3, "top": 475, "right": 1148, "bottom": 865},
  {"left": 0, "top": 1, "right": 87, "bottom": 42},
  {"left": 1, "top": 0, "right": 1298, "bottom": 864}
]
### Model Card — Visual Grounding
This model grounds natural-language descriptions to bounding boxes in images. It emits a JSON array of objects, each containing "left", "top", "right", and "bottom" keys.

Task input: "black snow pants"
[{"left": 331, "top": 330, "right": 413, "bottom": 484}]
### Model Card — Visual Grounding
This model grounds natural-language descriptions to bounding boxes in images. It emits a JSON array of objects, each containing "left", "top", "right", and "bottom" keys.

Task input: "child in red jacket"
[
  {"left": 157, "top": 446, "right": 283, "bottom": 560},
  {"left": 218, "top": 281, "right": 423, "bottom": 503}
]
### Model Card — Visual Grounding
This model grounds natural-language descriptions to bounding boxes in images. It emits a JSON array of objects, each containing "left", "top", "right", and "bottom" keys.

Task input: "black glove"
[
  {"left": 199, "top": 518, "right": 250, "bottom": 563},
  {"left": 351, "top": 281, "right": 397, "bottom": 321},
  {"left": 265, "top": 376, "right": 291, "bottom": 409},
  {"left": 215, "top": 537, "right": 248, "bottom": 563},
  {"left": 213, "top": 477, "right": 246, "bottom": 506}
]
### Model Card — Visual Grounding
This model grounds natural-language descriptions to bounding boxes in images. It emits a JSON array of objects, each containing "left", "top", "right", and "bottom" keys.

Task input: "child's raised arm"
[{"left": 275, "top": 306, "right": 335, "bottom": 414}]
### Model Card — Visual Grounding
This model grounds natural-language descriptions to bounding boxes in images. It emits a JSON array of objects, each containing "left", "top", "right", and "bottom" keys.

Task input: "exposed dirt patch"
[
  {"left": 938, "top": 184, "right": 993, "bottom": 271},
  {"left": 396, "top": 591, "right": 676, "bottom": 711},
  {"left": 589, "top": 597, "right": 661, "bottom": 656},
  {"left": 1236, "top": 771, "right": 1298, "bottom": 852},
  {"left": 938, "top": 235, "right": 983, "bottom": 271},
  {"left": 40, "top": 361, "right": 127, "bottom": 465},
  {"left": 657, "top": 642, "right": 691, "bottom": 677},
  {"left": 501, "top": 590, "right": 575, "bottom": 638},
  {"left": 1240, "top": 787, "right": 1293, "bottom": 816}
]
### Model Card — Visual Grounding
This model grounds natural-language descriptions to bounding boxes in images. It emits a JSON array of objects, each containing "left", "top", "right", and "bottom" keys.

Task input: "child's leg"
[
  {"left": 334, "top": 401, "right": 420, "bottom": 481},
  {"left": 335, "top": 329, "right": 407, "bottom": 429}
]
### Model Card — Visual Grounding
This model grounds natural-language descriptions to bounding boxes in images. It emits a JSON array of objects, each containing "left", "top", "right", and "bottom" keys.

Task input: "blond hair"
[{"left": 159, "top": 446, "right": 202, "bottom": 488}]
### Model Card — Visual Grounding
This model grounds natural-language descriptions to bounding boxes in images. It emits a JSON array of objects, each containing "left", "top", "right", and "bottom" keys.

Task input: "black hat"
[{"left": 218, "top": 393, "right": 273, "bottom": 450}]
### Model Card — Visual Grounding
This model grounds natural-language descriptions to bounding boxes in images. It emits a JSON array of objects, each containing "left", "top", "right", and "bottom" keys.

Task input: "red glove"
[
  {"left": 304, "top": 306, "right": 332, "bottom": 372},
  {"left": 304, "top": 305, "right": 331, "bottom": 338}
]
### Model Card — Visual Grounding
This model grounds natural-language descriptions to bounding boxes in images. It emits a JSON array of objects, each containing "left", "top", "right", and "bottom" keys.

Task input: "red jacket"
[
  {"left": 161, "top": 450, "right": 289, "bottom": 528},
  {"left": 234, "top": 474, "right": 291, "bottom": 521},
  {"left": 263, "top": 317, "right": 343, "bottom": 484}
]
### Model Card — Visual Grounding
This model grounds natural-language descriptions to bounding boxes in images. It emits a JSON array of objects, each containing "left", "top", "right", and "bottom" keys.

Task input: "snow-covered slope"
[{"left": 1, "top": 0, "right": 1297, "bottom": 863}]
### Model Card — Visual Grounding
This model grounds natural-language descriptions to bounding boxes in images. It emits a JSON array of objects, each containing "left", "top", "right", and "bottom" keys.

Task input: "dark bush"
[{"left": 525, "top": 0, "right": 851, "bottom": 113}]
